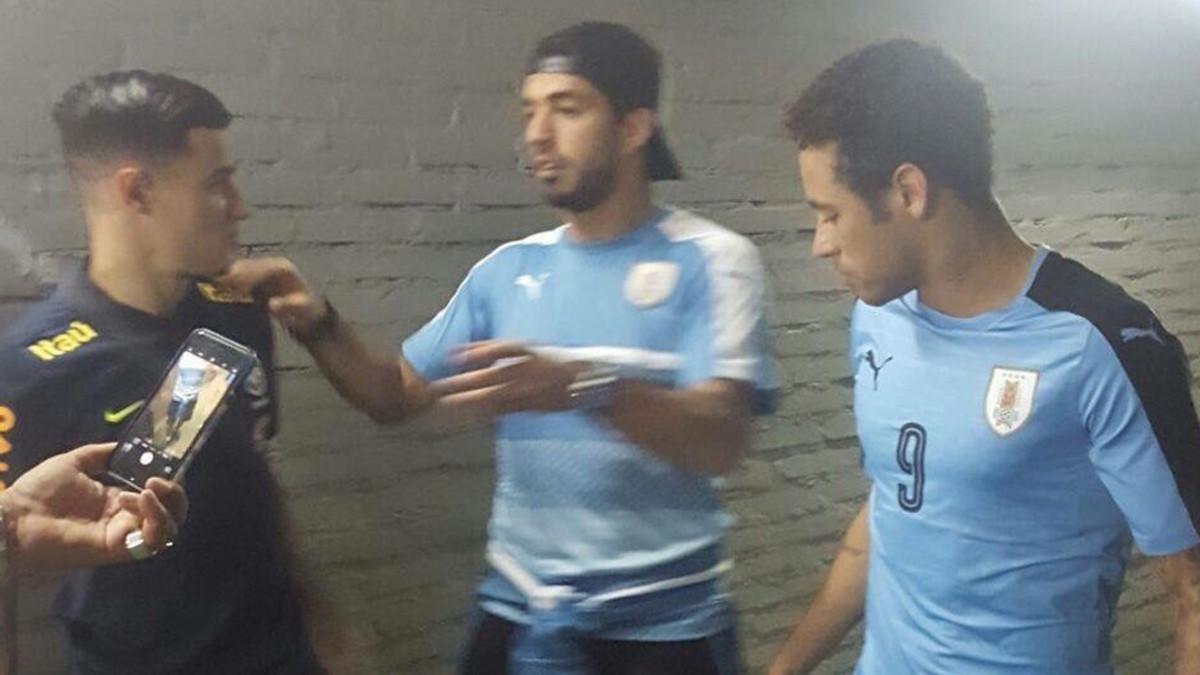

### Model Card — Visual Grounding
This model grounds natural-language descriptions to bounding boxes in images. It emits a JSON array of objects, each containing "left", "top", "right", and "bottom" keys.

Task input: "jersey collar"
[
  {"left": 905, "top": 245, "right": 1052, "bottom": 332},
  {"left": 54, "top": 259, "right": 203, "bottom": 341}
]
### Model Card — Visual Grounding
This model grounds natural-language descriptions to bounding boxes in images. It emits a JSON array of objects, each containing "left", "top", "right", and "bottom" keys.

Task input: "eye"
[{"left": 819, "top": 213, "right": 839, "bottom": 226}]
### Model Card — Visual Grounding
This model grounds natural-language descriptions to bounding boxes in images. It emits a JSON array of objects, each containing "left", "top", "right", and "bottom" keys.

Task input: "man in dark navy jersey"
[{"left": 0, "top": 71, "right": 324, "bottom": 674}]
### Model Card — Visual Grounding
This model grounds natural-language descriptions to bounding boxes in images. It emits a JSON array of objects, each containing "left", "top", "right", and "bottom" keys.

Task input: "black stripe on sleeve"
[{"left": 1027, "top": 251, "right": 1200, "bottom": 525}]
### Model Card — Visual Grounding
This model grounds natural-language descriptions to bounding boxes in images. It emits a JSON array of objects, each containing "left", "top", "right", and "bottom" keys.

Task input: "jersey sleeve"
[
  {"left": 675, "top": 235, "right": 778, "bottom": 415},
  {"left": 0, "top": 373, "right": 70, "bottom": 489},
  {"left": 402, "top": 261, "right": 492, "bottom": 383},
  {"left": 1079, "top": 323, "right": 1200, "bottom": 555}
]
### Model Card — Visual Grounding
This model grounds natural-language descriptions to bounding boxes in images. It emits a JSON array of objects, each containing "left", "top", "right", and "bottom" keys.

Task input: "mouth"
[{"left": 530, "top": 158, "right": 564, "bottom": 183}]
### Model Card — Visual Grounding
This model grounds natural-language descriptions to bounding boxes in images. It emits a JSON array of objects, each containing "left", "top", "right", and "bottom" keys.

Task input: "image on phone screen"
[
  {"left": 108, "top": 328, "right": 255, "bottom": 489},
  {"left": 120, "top": 351, "right": 234, "bottom": 479}
]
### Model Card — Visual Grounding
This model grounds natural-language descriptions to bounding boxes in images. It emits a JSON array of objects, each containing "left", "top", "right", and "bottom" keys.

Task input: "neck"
[
  {"left": 563, "top": 173, "right": 655, "bottom": 242},
  {"left": 86, "top": 214, "right": 190, "bottom": 316},
  {"left": 915, "top": 199, "right": 1036, "bottom": 318}
]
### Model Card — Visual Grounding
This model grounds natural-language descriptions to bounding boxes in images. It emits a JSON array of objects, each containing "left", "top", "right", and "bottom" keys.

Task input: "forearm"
[
  {"left": 1175, "top": 601, "right": 1200, "bottom": 675},
  {"left": 771, "top": 507, "right": 869, "bottom": 675},
  {"left": 302, "top": 319, "right": 420, "bottom": 424},
  {"left": 1161, "top": 547, "right": 1200, "bottom": 675},
  {"left": 601, "top": 379, "right": 749, "bottom": 475},
  {"left": 0, "top": 495, "right": 16, "bottom": 675}
]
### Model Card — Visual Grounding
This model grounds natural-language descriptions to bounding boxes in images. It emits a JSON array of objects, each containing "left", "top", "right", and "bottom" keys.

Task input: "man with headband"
[{"left": 226, "top": 21, "right": 777, "bottom": 675}]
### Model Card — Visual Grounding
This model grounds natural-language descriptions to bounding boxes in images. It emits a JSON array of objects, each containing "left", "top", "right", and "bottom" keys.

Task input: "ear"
[
  {"left": 891, "top": 163, "right": 930, "bottom": 220},
  {"left": 113, "top": 165, "right": 153, "bottom": 214},
  {"left": 617, "top": 108, "right": 656, "bottom": 158}
]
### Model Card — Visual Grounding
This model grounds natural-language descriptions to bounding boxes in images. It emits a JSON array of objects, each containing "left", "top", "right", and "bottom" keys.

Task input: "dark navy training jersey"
[
  {"left": 0, "top": 263, "right": 316, "bottom": 674},
  {"left": 851, "top": 247, "right": 1200, "bottom": 674}
]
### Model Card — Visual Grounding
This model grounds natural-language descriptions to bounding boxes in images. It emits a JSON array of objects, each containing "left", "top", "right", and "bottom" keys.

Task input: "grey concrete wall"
[{"left": 1, "top": 0, "right": 1198, "bottom": 672}]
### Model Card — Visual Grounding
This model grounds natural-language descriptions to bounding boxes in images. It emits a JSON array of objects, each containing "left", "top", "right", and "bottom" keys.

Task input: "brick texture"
[{"left": 1, "top": 1, "right": 1198, "bottom": 672}]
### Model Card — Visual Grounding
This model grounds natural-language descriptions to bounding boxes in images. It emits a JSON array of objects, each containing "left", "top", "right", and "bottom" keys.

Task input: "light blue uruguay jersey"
[
  {"left": 403, "top": 208, "right": 777, "bottom": 580},
  {"left": 852, "top": 247, "right": 1200, "bottom": 675}
]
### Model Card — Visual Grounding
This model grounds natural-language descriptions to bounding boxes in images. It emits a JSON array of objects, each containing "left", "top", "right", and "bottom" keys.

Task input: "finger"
[
  {"left": 70, "top": 442, "right": 120, "bottom": 476},
  {"left": 145, "top": 478, "right": 188, "bottom": 524},
  {"left": 116, "top": 490, "right": 143, "bottom": 515},
  {"left": 451, "top": 340, "right": 531, "bottom": 368},
  {"left": 219, "top": 257, "right": 295, "bottom": 295},
  {"left": 220, "top": 257, "right": 286, "bottom": 285},
  {"left": 429, "top": 366, "right": 515, "bottom": 397},
  {"left": 435, "top": 383, "right": 519, "bottom": 417},
  {"left": 268, "top": 293, "right": 326, "bottom": 328},
  {"left": 136, "top": 489, "right": 178, "bottom": 550}
]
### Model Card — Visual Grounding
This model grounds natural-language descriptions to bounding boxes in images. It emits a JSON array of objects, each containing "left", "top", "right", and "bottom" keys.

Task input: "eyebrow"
[
  {"left": 807, "top": 199, "right": 834, "bottom": 211},
  {"left": 521, "top": 91, "right": 585, "bottom": 107}
]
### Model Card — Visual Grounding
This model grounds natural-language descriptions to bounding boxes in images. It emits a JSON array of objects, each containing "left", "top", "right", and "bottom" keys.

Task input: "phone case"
[{"left": 105, "top": 328, "right": 258, "bottom": 490}]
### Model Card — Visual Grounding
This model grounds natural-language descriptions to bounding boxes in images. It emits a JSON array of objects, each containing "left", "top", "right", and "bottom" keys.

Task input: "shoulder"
[
  {"left": 1027, "top": 251, "right": 1183, "bottom": 368},
  {"left": 0, "top": 296, "right": 109, "bottom": 396},
  {"left": 1028, "top": 251, "right": 1192, "bottom": 404},
  {"left": 467, "top": 226, "right": 565, "bottom": 281},
  {"left": 0, "top": 298, "right": 112, "bottom": 471},
  {"left": 1026, "top": 251, "right": 1159, "bottom": 336},
  {"left": 655, "top": 209, "right": 762, "bottom": 273},
  {"left": 653, "top": 210, "right": 766, "bottom": 308}
]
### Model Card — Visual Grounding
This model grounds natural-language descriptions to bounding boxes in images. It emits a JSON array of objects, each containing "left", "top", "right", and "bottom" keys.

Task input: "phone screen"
[{"left": 109, "top": 330, "right": 253, "bottom": 488}]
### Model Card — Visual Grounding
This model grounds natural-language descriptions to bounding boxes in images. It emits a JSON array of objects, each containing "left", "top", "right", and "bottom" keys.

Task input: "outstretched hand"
[{"left": 428, "top": 341, "right": 583, "bottom": 418}]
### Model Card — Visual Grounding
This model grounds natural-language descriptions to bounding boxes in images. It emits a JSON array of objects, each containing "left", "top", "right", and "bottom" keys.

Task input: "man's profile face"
[
  {"left": 520, "top": 72, "right": 621, "bottom": 212},
  {"left": 799, "top": 142, "right": 918, "bottom": 306},
  {"left": 144, "top": 128, "right": 248, "bottom": 279}
]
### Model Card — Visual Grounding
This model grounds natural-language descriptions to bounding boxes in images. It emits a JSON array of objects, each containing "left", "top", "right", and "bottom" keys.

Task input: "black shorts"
[{"left": 460, "top": 611, "right": 740, "bottom": 675}]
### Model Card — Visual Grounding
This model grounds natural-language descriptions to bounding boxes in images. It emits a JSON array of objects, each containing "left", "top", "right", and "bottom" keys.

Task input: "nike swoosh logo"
[{"left": 104, "top": 401, "right": 144, "bottom": 424}]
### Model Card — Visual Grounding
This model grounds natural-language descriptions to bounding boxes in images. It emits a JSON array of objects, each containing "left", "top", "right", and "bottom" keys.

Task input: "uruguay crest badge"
[
  {"left": 985, "top": 367, "right": 1039, "bottom": 436},
  {"left": 624, "top": 262, "right": 680, "bottom": 309}
]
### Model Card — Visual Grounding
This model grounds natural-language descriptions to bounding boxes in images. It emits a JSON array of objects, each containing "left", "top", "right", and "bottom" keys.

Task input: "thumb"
[{"left": 70, "top": 442, "right": 119, "bottom": 476}]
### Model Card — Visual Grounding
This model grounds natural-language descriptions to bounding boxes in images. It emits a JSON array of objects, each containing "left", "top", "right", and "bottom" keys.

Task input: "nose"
[
  {"left": 810, "top": 220, "right": 838, "bottom": 259},
  {"left": 228, "top": 185, "right": 250, "bottom": 222},
  {"left": 524, "top": 107, "right": 553, "bottom": 152}
]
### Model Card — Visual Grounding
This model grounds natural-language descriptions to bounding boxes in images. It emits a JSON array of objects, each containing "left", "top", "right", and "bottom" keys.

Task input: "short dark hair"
[
  {"left": 784, "top": 39, "right": 994, "bottom": 211},
  {"left": 53, "top": 70, "right": 232, "bottom": 169}
]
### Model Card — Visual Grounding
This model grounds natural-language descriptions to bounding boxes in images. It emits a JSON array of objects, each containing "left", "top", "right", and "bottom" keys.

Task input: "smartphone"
[{"left": 106, "top": 328, "right": 258, "bottom": 490}]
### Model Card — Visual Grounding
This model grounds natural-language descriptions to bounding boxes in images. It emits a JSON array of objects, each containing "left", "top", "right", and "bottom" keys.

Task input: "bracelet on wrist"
[{"left": 567, "top": 362, "right": 622, "bottom": 411}]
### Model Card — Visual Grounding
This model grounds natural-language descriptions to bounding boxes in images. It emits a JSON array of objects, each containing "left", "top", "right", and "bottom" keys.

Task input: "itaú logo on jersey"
[
  {"left": 985, "top": 366, "right": 1039, "bottom": 436},
  {"left": 26, "top": 321, "right": 99, "bottom": 361}
]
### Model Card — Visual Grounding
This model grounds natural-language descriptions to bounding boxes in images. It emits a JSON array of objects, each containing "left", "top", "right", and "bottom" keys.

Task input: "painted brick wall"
[{"left": 1, "top": 1, "right": 1197, "bottom": 672}]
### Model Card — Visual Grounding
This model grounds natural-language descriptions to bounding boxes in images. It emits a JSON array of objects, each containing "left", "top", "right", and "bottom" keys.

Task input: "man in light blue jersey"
[
  {"left": 226, "top": 21, "right": 776, "bottom": 675},
  {"left": 769, "top": 40, "right": 1200, "bottom": 675}
]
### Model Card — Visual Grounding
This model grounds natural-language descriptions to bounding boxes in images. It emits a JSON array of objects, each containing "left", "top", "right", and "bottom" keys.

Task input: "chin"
[
  {"left": 197, "top": 256, "right": 234, "bottom": 280},
  {"left": 856, "top": 284, "right": 909, "bottom": 307}
]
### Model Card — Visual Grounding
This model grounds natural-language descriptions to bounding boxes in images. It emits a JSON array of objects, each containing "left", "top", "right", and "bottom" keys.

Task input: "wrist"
[
  {"left": 291, "top": 297, "right": 340, "bottom": 345},
  {"left": 566, "top": 362, "right": 622, "bottom": 412}
]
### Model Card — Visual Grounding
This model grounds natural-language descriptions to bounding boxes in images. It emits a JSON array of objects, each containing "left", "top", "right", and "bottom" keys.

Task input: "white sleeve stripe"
[
  {"left": 528, "top": 345, "right": 683, "bottom": 371},
  {"left": 656, "top": 210, "right": 768, "bottom": 371}
]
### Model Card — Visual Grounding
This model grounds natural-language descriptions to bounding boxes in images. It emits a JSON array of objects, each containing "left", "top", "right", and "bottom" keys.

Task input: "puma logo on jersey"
[
  {"left": 515, "top": 273, "right": 550, "bottom": 300},
  {"left": 865, "top": 349, "right": 893, "bottom": 391},
  {"left": 1120, "top": 325, "right": 1164, "bottom": 346},
  {"left": 26, "top": 321, "right": 99, "bottom": 362}
]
